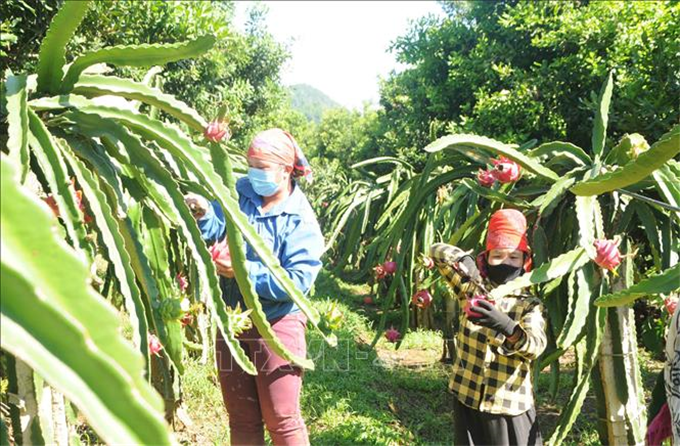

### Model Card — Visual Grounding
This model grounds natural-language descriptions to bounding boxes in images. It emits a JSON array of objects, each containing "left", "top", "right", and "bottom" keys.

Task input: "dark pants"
[
  {"left": 215, "top": 313, "right": 309, "bottom": 446},
  {"left": 453, "top": 398, "right": 543, "bottom": 446}
]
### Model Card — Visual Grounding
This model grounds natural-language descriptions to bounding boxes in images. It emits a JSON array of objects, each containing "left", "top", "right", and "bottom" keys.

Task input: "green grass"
[{"left": 176, "top": 269, "right": 664, "bottom": 445}]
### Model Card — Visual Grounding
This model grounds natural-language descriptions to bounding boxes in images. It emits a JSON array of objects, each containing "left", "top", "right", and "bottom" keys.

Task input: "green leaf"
[
  {"left": 351, "top": 156, "right": 415, "bottom": 171},
  {"left": 605, "top": 133, "right": 650, "bottom": 166},
  {"left": 529, "top": 141, "right": 592, "bottom": 167},
  {"left": 424, "top": 134, "right": 559, "bottom": 181},
  {"left": 61, "top": 36, "right": 216, "bottom": 93},
  {"left": 68, "top": 112, "right": 257, "bottom": 375},
  {"left": 460, "top": 178, "right": 531, "bottom": 208},
  {"left": 36, "top": 0, "right": 91, "bottom": 94},
  {"left": 26, "top": 110, "right": 90, "bottom": 258},
  {"left": 571, "top": 125, "right": 680, "bottom": 196},
  {"left": 0, "top": 155, "right": 171, "bottom": 445},
  {"left": 0, "top": 416, "right": 8, "bottom": 446},
  {"left": 59, "top": 140, "right": 150, "bottom": 370},
  {"left": 575, "top": 195, "right": 597, "bottom": 258},
  {"left": 653, "top": 164, "right": 680, "bottom": 212},
  {"left": 139, "top": 207, "right": 184, "bottom": 374},
  {"left": 31, "top": 95, "right": 324, "bottom": 333},
  {"left": 594, "top": 263, "right": 680, "bottom": 307},
  {"left": 531, "top": 175, "right": 576, "bottom": 217},
  {"left": 633, "top": 203, "right": 663, "bottom": 269},
  {"left": 592, "top": 71, "right": 614, "bottom": 160},
  {"left": 490, "top": 248, "right": 590, "bottom": 300},
  {"left": 73, "top": 75, "right": 207, "bottom": 132},
  {"left": 556, "top": 265, "right": 595, "bottom": 349},
  {"left": 548, "top": 304, "right": 606, "bottom": 446},
  {"left": 5, "top": 74, "right": 30, "bottom": 183}
]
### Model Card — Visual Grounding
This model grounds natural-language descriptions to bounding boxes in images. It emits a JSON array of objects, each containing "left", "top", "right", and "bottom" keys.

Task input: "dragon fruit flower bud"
[
  {"left": 385, "top": 327, "right": 400, "bottom": 343},
  {"left": 477, "top": 169, "right": 496, "bottom": 187},
  {"left": 492, "top": 157, "right": 521, "bottom": 183},
  {"left": 593, "top": 239, "right": 622, "bottom": 271}
]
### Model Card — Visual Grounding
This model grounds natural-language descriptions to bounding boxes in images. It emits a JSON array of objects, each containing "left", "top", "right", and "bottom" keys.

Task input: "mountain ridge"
[{"left": 289, "top": 83, "right": 342, "bottom": 122}]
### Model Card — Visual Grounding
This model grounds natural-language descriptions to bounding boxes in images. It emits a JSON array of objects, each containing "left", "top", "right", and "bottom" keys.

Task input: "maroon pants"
[{"left": 215, "top": 313, "right": 309, "bottom": 446}]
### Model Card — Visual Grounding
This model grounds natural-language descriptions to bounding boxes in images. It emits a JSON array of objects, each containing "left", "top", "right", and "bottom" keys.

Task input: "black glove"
[
  {"left": 456, "top": 255, "right": 482, "bottom": 283},
  {"left": 468, "top": 299, "right": 518, "bottom": 337}
]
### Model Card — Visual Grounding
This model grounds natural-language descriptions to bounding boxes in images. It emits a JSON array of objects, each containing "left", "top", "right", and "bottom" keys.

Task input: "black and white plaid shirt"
[{"left": 430, "top": 243, "right": 547, "bottom": 416}]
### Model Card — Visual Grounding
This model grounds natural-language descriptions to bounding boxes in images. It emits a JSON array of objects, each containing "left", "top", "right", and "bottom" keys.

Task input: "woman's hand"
[
  {"left": 184, "top": 193, "right": 209, "bottom": 219},
  {"left": 214, "top": 256, "right": 235, "bottom": 278}
]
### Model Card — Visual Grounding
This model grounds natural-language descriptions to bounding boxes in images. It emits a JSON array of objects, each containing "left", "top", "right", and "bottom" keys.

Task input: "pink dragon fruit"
[
  {"left": 412, "top": 289, "right": 433, "bottom": 309},
  {"left": 176, "top": 273, "right": 188, "bottom": 293},
  {"left": 477, "top": 169, "right": 496, "bottom": 187},
  {"left": 385, "top": 327, "right": 400, "bottom": 343},
  {"left": 665, "top": 297, "right": 677, "bottom": 315},
  {"left": 492, "top": 157, "right": 521, "bottom": 183},
  {"left": 204, "top": 119, "right": 230, "bottom": 143},
  {"left": 209, "top": 238, "right": 231, "bottom": 262},
  {"left": 593, "top": 239, "right": 621, "bottom": 271},
  {"left": 464, "top": 294, "right": 493, "bottom": 318},
  {"left": 383, "top": 261, "right": 397, "bottom": 275},
  {"left": 148, "top": 334, "right": 163, "bottom": 356}
]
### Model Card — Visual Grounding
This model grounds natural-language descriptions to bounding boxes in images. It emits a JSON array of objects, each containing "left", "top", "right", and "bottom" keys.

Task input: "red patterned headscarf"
[
  {"left": 247, "top": 128, "right": 313, "bottom": 182},
  {"left": 477, "top": 209, "right": 533, "bottom": 274}
]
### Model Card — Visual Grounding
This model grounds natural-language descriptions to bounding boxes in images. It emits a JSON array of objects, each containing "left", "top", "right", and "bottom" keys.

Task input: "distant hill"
[{"left": 289, "top": 84, "right": 342, "bottom": 122}]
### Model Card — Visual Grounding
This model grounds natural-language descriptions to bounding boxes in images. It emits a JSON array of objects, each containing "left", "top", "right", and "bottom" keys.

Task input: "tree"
[
  {"left": 377, "top": 1, "right": 680, "bottom": 166},
  {"left": 1, "top": 0, "right": 291, "bottom": 147}
]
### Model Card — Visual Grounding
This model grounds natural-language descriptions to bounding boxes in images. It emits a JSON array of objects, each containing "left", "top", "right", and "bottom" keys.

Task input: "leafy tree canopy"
[
  {"left": 377, "top": 0, "right": 679, "bottom": 167},
  {"left": 1, "top": 0, "right": 292, "bottom": 147}
]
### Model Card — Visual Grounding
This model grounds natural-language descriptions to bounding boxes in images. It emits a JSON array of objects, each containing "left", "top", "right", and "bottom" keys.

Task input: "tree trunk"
[
  {"left": 198, "top": 310, "right": 212, "bottom": 365},
  {"left": 664, "top": 293, "right": 679, "bottom": 443},
  {"left": 15, "top": 359, "right": 43, "bottom": 445},
  {"left": 596, "top": 306, "right": 647, "bottom": 445}
]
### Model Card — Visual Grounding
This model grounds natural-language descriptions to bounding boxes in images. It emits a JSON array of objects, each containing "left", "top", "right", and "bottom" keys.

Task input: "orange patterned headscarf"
[
  {"left": 247, "top": 128, "right": 312, "bottom": 181},
  {"left": 477, "top": 209, "right": 533, "bottom": 273}
]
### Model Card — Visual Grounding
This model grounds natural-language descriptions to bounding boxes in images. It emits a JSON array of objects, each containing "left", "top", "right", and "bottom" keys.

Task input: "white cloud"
[{"left": 234, "top": 1, "right": 443, "bottom": 110}]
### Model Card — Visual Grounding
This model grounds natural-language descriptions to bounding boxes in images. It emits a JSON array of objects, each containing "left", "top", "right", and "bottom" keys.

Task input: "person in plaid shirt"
[{"left": 430, "top": 209, "right": 546, "bottom": 445}]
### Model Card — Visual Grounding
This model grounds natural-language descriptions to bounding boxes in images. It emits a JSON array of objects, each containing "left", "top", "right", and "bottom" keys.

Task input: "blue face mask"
[{"left": 248, "top": 167, "right": 281, "bottom": 197}]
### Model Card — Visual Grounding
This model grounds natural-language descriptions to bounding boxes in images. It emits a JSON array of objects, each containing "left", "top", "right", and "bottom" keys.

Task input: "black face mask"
[{"left": 487, "top": 263, "right": 524, "bottom": 284}]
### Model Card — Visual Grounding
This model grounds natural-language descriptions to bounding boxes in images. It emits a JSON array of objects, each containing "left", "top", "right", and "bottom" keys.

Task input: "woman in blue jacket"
[{"left": 186, "top": 128, "right": 323, "bottom": 446}]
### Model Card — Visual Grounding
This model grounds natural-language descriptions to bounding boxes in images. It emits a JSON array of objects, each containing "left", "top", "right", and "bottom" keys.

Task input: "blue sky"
[{"left": 234, "top": 1, "right": 444, "bottom": 110}]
